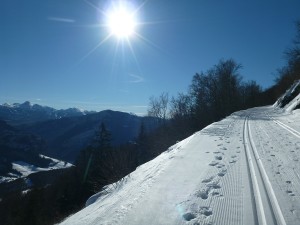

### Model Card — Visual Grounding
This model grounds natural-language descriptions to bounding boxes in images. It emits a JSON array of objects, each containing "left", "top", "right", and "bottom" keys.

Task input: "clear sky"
[{"left": 1, "top": 0, "right": 300, "bottom": 115}]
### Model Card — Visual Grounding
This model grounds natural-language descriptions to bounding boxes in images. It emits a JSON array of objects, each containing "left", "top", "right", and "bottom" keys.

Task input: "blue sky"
[{"left": 1, "top": 0, "right": 300, "bottom": 115}]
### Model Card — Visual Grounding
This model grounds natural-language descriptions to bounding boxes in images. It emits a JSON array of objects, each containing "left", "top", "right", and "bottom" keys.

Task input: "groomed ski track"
[
  {"left": 59, "top": 106, "right": 300, "bottom": 225},
  {"left": 244, "top": 117, "right": 286, "bottom": 225}
]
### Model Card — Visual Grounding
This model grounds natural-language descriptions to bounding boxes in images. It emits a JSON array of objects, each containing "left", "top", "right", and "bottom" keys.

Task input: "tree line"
[
  {"left": 261, "top": 21, "right": 300, "bottom": 105},
  {"left": 148, "top": 59, "right": 262, "bottom": 132},
  {"left": 149, "top": 21, "right": 300, "bottom": 131}
]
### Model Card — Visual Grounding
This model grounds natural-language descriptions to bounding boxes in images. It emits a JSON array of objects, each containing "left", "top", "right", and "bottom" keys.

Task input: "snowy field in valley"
[
  {"left": 0, "top": 155, "right": 73, "bottom": 183},
  {"left": 12, "top": 155, "right": 73, "bottom": 177},
  {"left": 58, "top": 106, "right": 300, "bottom": 225}
]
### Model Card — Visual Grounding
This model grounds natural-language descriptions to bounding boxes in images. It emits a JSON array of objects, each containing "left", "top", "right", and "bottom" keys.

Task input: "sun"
[
  {"left": 79, "top": 0, "right": 149, "bottom": 63},
  {"left": 106, "top": 2, "right": 137, "bottom": 39}
]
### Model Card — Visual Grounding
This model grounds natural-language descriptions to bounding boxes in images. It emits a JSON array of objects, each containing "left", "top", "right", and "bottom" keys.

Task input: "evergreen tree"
[{"left": 98, "top": 122, "right": 112, "bottom": 150}]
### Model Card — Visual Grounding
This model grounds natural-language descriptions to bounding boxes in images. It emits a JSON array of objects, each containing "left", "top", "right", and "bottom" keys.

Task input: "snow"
[
  {"left": 11, "top": 158, "right": 72, "bottom": 177},
  {"left": 40, "top": 154, "right": 73, "bottom": 168},
  {"left": 58, "top": 106, "right": 300, "bottom": 225},
  {"left": 285, "top": 92, "right": 300, "bottom": 112},
  {"left": 274, "top": 80, "right": 300, "bottom": 111},
  {"left": 0, "top": 176, "right": 16, "bottom": 183},
  {"left": 1, "top": 155, "right": 73, "bottom": 182}
]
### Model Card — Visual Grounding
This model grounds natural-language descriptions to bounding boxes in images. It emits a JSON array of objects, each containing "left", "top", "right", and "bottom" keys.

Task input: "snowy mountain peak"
[
  {"left": 19, "top": 101, "right": 32, "bottom": 109},
  {"left": 1, "top": 103, "right": 12, "bottom": 107},
  {"left": 0, "top": 101, "right": 96, "bottom": 125}
]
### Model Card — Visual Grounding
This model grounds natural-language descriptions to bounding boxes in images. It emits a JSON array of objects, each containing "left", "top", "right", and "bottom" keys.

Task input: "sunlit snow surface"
[
  {"left": 0, "top": 155, "right": 73, "bottom": 183},
  {"left": 58, "top": 106, "right": 300, "bottom": 225}
]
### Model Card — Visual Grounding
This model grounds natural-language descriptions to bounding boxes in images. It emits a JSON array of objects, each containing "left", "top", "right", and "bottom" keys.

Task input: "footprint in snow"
[
  {"left": 182, "top": 202, "right": 214, "bottom": 222},
  {"left": 199, "top": 206, "right": 213, "bottom": 216},
  {"left": 287, "top": 191, "right": 295, "bottom": 196},
  {"left": 196, "top": 183, "right": 222, "bottom": 201},
  {"left": 207, "top": 181, "right": 221, "bottom": 190},
  {"left": 286, "top": 182, "right": 295, "bottom": 196},
  {"left": 212, "top": 190, "right": 221, "bottom": 196},
  {"left": 218, "top": 169, "right": 227, "bottom": 177},
  {"left": 209, "top": 161, "right": 219, "bottom": 166},
  {"left": 275, "top": 164, "right": 281, "bottom": 174},
  {"left": 216, "top": 163, "right": 225, "bottom": 168},
  {"left": 215, "top": 155, "right": 222, "bottom": 160},
  {"left": 182, "top": 212, "right": 196, "bottom": 221},
  {"left": 196, "top": 189, "right": 209, "bottom": 200},
  {"left": 202, "top": 176, "right": 215, "bottom": 183}
]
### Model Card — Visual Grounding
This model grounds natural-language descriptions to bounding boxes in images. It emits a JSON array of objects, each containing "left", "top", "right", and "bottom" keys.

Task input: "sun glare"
[
  {"left": 80, "top": 0, "right": 148, "bottom": 63},
  {"left": 107, "top": 3, "right": 137, "bottom": 39}
]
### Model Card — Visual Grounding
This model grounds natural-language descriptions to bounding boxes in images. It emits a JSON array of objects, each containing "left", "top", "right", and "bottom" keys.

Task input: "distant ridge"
[
  {"left": 0, "top": 101, "right": 95, "bottom": 125},
  {"left": 22, "top": 109, "right": 159, "bottom": 162},
  {"left": 0, "top": 102, "right": 160, "bottom": 162}
]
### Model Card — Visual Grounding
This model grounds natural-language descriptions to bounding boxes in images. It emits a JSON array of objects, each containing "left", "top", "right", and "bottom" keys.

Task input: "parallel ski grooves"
[
  {"left": 273, "top": 119, "right": 300, "bottom": 139},
  {"left": 244, "top": 117, "right": 287, "bottom": 225}
]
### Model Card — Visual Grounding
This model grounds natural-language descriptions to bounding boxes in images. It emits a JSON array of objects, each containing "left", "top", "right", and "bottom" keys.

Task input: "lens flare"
[{"left": 106, "top": 1, "right": 137, "bottom": 39}]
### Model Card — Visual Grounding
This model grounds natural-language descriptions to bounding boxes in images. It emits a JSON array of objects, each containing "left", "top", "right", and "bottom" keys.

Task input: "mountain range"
[
  {"left": 0, "top": 101, "right": 94, "bottom": 125},
  {"left": 20, "top": 109, "right": 158, "bottom": 162},
  {"left": 0, "top": 101, "right": 159, "bottom": 191},
  {"left": 0, "top": 101, "right": 158, "bottom": 162}
]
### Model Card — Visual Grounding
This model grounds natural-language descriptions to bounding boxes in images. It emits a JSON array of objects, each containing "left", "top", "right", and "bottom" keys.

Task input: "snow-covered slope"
[
  {"left": 274, "top": 80, "right": 300, "bottom": 111},
  {"left": 58, "top": 106, "right": 300, "bottom": 225}
]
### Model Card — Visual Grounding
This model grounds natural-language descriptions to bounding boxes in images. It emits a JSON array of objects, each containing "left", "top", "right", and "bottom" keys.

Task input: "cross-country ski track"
[{"left": 58, "top": 106, "right": 300, "bottom": 225}]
